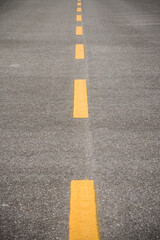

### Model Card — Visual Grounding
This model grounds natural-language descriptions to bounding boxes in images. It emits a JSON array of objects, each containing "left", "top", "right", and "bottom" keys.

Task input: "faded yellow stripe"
[
  {"left": 77, "top": 7, "right": 82, "bottom": 12},
  {"left": 76, "top": 15, "right": 82, "bottom": 21},
  {"left": 69, "top": 180, "right": 99, "bottom": 240},
  {"left": 73, "top": 80, "right": 88, "bottom": 118},
  {"left": 75, "top": 44, "right": 85, "bottom": 59},
  {"left": 77, "top": 2, "right": 81, "bottom": 6},
  {"left": 76, "top": 26, "right": 83, "bottom": 35}
]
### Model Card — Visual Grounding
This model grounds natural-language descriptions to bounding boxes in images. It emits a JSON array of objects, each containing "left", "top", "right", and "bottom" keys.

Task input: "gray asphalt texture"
[{"left": 0, "top": 0, "right": 160, "bottom": 239}]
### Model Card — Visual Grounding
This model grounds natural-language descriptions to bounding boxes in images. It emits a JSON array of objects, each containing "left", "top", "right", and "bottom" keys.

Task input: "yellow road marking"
[
  {"left": 76, "top": 26, "right": 83, "bottom": 35},
  {"left": 75, "top": 44, "right": 85, "bottom": 59},
  {"left": 77, "top": 7, "right": 82, "bottom": 12},
  {"left": 73, "top": 80, "right": 88, "bottom": 118},
  {"left": 69, "top": 180, "right": 99, "bottom": 239},
  {"left": 77, "top": 0, "right": 81, "bottom": 1},
  {"left": 77, "top": 2, "right": 81, "bottom": 6},
  {"left": 76, "top": 15, "right": 82, "bottom": 21}
]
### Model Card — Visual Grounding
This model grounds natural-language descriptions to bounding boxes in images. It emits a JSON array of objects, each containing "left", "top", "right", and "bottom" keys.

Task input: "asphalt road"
[{"left": 0, "top": 0, "right": 160, "bottom": 239}]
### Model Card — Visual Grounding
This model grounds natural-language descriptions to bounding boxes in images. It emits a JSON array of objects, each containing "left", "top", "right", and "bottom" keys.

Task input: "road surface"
[{"left": 0, "top": 0, "right": 160, "bottom": 239}]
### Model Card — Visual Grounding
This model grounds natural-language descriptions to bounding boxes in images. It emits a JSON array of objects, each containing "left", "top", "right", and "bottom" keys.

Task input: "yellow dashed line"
[
  {"left": 76, "top": 26, "right": 83, "bottom": 35},
  {"left": 76, "top": 15, "right": 82, "bottom": 22},
  {"left": 69, "top": 180, "right": 99, "bottom": 239},
  {"left": 77, "top": 7, "right": 82, "bottom": 12},
  {"left": 75, "top": 44, "right": 85, "bottom": 59},
  {"left": 77, "top": 2, "right": 81, "bottom": 6},
  {"left": 73, "top": 80, "right": 88, "bottom": 118}
]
